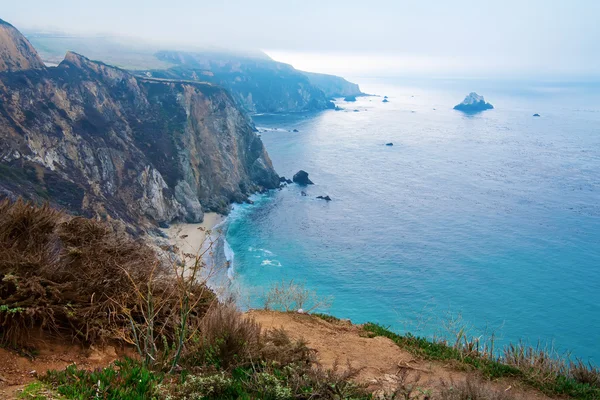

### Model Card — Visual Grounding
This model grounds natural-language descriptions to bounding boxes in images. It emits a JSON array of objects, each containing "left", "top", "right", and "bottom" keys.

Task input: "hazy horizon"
[{"left": 4, "top": 0, "right": 599, "bottom": 79}]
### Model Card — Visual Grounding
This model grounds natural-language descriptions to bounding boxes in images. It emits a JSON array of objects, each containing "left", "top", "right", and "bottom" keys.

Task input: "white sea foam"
[
  {"left": 224, "top": 237, "right": 235, "bottom": 280},
  {"left": 261, "top": 259, "right": 282, "bottom": 267}
]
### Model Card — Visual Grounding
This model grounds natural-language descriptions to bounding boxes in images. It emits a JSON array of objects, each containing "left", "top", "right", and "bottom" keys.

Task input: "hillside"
[
  {"left": 0, "top": 19, "right": 45, "bottom": 72},
  {"left": 23, "top": 33, "right": 363, "bottom": 113},
  {"left": 0, "top": 20, "right": 279, "bottom": 229}
]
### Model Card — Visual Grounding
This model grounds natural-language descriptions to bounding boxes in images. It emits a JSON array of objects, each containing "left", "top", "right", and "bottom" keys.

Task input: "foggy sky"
[{"left": 3, "top": 0, "right": 599, "bottom": 78}]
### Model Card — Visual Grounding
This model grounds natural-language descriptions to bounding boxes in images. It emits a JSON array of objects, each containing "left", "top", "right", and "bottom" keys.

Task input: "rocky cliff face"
[
  {"left": 0, "top": 19, "right": 45, "bottom": 72},
  {"left": 302, "top": 71, "right": 363, "bottom": 98},
  {"left": 0, "top": 32, "right": 279, "bottom": 229},
  {"left": 146, "top": 51, "right": 336, "bottom": 114}
]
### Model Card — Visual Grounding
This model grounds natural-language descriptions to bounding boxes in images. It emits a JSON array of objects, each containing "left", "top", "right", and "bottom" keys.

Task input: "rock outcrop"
[
  {"left": 293, "top": 170, "right": 314, "bottom": 186},
  {"left": 453, "top": 92, "right": 494, "bottom": 113},
  {"left": 301, "top": 71, "right": 363, "bottom": 99},
  {"left": 0, "top": 19, "right": 45, "bottom": 72},
  {"left": 0, "top": 22, "right": 279, "bottom": 229}
]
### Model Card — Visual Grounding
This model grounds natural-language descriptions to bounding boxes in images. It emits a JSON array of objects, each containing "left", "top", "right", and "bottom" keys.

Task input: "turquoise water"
[{"left": 225, "top": 79, "right": 600, "bottom": 362}]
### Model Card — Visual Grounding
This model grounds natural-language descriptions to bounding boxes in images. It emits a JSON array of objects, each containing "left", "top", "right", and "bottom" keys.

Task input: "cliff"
[
  {"left": 144, "top": 50, "right": 336, "bottom": 113},
  {"left": 0, "top": 19, "right": 45, "bottom": 72},
  {"left": 0, "top": 22, "right": 279, "bottom": 229},
  {"left": 302, "top": 71, "right": 363, "bottom": 98}
]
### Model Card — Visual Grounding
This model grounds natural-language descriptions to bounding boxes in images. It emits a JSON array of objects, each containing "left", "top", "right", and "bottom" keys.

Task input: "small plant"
[
  {"left": 439, "top": 376, "right": 521, "bottom": 400},
  {"left": 263, "top": 279, "right": 333, "bottom": 313},
  {"left": 41, "top": 358, "right": 162, "bottom": 399}
]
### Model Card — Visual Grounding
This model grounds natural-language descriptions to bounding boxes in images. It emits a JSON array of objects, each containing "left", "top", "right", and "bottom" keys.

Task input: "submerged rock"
[
  {"left": 316, "top": 195, "right": 332, "bottom": 201},
  {"left": 453, "top": 92, "right": 494, "bottom": 113},
  {"left": 293, "top": 170, "right": 314, "bottom": 185}
]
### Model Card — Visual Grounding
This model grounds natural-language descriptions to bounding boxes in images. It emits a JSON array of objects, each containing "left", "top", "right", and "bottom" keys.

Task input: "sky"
[{"left": 2, "top": 0, "right": 599, "bottom": 78}]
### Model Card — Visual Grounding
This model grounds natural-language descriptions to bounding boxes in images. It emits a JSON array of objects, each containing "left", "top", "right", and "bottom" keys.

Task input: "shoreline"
[{"left": 162, "top": 212, "right": 226, "bottom": 256}]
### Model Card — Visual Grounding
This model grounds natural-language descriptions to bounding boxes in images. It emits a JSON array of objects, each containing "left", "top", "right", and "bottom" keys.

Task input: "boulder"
[
  {"left": 293, "top": 170, "right": 314, "bottom": 185},
  {"left": 316, "top": 195, "right": 332, "bottom": 201}
]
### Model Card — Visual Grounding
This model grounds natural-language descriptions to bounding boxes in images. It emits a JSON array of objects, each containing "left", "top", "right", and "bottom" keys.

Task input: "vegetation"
[
  {"left": 262, "top": 279, "right": 333, "bottom": 313},
  {"left": 364, "top": 323, "right": 600, "bottom": 399},
  {"left": 2, "top": 200, "right": 599, "bottom": 399}
]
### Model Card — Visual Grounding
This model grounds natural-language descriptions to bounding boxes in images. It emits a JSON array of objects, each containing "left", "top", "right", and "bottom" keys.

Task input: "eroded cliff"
[{"left": 0, "top": 41, "right": 279, "bottom": 228}]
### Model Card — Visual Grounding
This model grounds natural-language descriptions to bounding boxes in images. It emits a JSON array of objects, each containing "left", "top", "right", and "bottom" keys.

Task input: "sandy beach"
[{"left": 162, "top": 212, "right": 226, "bottom": 256}]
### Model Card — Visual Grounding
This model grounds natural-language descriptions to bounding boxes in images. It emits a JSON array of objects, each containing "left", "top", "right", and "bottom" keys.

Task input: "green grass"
[
  {"left": 40, "top": 358, "right": 162, "bottom": 400},
  {"left": 18, "top": 381, "right": 59, "bottom": 399},
  {"left": 311, "top": 312, "right": 342, "bottom": 323},
  {"left": 363, "top": 323, "right": 600, "bottom": 400}
]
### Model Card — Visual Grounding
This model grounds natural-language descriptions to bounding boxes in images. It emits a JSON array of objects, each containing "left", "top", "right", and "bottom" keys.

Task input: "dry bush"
[
  {"left": 569, "top": 359, "right": 600, "bottom": 388},
  {"left": 0, "top": 199, "right": 214, "bottom": 348},
  {"left": 260, "top": 327, "right": 314, "bottom": 367},
  {"left": 502, "top": 341, "right": 566, "bottom": 384},
  {"left": 263, "top": 279, "right": 333, "bottom": 313},
  {"left": 183, "top": 302, "right": 262, "bottom": 370},
  {"left": 439, "top": 376, "right": 522, "bottom": 400}
]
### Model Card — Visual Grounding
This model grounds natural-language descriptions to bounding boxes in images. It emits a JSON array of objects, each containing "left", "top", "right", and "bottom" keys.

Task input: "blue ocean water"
[{"left": 225, "top": 78, "right": 600, "bottom": 361}]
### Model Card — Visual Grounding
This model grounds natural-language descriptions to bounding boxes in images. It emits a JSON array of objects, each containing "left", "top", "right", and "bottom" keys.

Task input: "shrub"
[
  {"left": 183, "top": 302, "right": 262, "bottom": 370},
  {"left": 0, "top": 199, "right": 215, "bottom": 352},
  {"left": 263, "top": 279, "right": 333, "bottom": 313},
  {"left": 439, "top": 376, "right": 521, "bottom": 400},
  {"left": 570, "top": 359, "right": 600, "bottom": 388}
]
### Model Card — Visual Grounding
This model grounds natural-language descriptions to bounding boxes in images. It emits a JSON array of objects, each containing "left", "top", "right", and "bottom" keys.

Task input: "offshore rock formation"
[
  {"left": 293, "top": 170, "right": 314, "bottom": 186},
  {"left": 0, "top": 19, "right": 45, "bottom": 72},
  {"left": 453, "top": 92, "right": 494, "bottom": 113},
  {"left": 0, "top": 21, "right": 279, "bottom": 229}
]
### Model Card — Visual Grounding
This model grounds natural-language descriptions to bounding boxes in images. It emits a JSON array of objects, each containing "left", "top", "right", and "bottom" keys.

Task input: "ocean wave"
[
  {"left": 261, "top": 259, "right": 282, "bottom": 267},
  {"left": 224, "top": 238, "right": 235, "bottom": 280}
]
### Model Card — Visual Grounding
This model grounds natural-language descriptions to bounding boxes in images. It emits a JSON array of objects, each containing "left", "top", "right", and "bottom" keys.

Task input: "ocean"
[{"left": 222, "top": 78, "right": 600, "bottom": 362}]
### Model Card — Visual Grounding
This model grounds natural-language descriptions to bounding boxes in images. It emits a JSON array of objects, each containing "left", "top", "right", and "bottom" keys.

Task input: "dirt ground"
[
  {"left": 0, "top": 311, "right": 553, "bottom": 399},
  {"left": 0, "top": 336, "right": 127, "bottom": 399},
  {"left": 249, "top": 310, "right": 552, "bottom": 399}
]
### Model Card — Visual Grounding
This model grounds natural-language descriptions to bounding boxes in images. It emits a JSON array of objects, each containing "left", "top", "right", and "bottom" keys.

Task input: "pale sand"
[{"left": 162, "top": 212, "right": 225, "bottom": 255}]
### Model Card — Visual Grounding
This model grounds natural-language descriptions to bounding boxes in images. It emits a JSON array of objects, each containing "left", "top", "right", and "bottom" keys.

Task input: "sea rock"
[
  {"left": 386, "top": 143, "right": 394, "bottom": 146},
  {"left": 384, "top": 96, "right": 388, "bottom": 99},
  {"left": 335, "top": 106, "right": 344, "bottom": 111},
  {"left": 301, "top": 191, "right": 307, "bottom": 196},
  {"left": 293, "top": 129, "right": 299, "bottom": 132},
  {"left": 453, "top": 92, "right": 494, "bottom": 113},
  {"left": 279, "top": 176, "right": 288, "bottom": 183},
  {"left": 316, "top": 195, "right": 332, "bottom": 201},
  {"left": 382, "top": 98, "right": 389, "bottom": 103},
  {"left": 533, "top": 113, "right": 541, "bottom": 117},
  {"left": 293, "top": 170, "right": 314, "bottom": 185},
  {"left": 353, "top": 109, "right": 360, "bottom": 112},
  {"left": 344, "top": 95, "right": 357, "bottom": 102}
]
